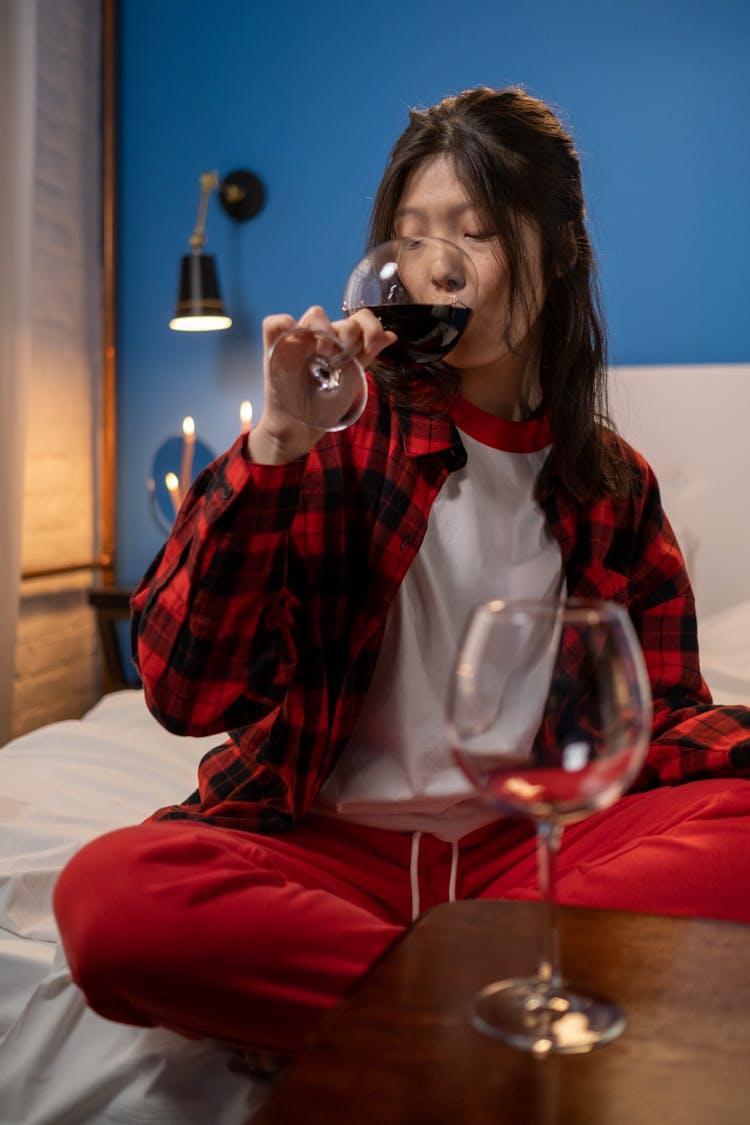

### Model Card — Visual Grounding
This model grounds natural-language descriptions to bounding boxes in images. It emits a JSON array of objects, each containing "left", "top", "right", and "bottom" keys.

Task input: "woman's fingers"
[
  {"left": 262, "top": 313, "right": 299, "bottom": 355},
  {"left": 264, "top": 307, "right": 396, "bottom": 377},
  {"left": 332, "top": 308, "right": 397, "bottom": 366},
  {"left": 279, "top": 305, "right": 395, "bottom": 367}
]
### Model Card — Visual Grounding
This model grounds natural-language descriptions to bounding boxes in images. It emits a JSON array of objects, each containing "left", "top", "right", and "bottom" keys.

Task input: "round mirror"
[{"left": 148, "top": 432, "right": 216, "bottom": 534}]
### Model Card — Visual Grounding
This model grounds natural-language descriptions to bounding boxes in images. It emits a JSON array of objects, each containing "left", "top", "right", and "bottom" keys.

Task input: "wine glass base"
[
  {"left": 472, "top": 976, "right": 626, "bottom": 1056},
  {"left": 267, "top": 326, "right": 368, "bottom": 433}
]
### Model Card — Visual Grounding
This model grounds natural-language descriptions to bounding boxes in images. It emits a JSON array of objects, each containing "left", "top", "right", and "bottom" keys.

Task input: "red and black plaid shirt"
[{"left": 132, "top": 385, "right": 750, "bottom": 833}]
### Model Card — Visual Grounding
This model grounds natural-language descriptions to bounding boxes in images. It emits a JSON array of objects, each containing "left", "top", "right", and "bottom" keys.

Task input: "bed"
[
  {"left": 1, "top": 363, "right": 749, "bottom": 1123},
  {"left": 0, "top": 690, "right": 272, "bottom": 1124}
]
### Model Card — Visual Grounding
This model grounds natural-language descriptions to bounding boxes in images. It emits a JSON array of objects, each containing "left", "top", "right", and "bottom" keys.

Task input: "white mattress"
[{"left": 0, "top": 690, "right": 270, "bottom": 1125}]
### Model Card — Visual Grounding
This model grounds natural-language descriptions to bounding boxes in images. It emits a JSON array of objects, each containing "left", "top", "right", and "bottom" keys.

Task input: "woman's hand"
[{"left": 247, "top": 306, "right": 396, "bottom": 465}]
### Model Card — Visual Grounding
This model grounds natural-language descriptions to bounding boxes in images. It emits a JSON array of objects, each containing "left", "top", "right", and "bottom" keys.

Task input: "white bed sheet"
[{"left": 0, "top": 690, "right": 269, "bottom": 1125}]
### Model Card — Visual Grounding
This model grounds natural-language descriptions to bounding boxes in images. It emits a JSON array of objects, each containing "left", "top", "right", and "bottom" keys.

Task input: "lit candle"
[
  {"left": 240, "top": 399, "right": 253, "bottom": 434},
  {"left": 180, "top": 415, "right": 195, "bottom": 497},
  {"left": 165, "top": 472, "right": 182, "bottom": 517}
]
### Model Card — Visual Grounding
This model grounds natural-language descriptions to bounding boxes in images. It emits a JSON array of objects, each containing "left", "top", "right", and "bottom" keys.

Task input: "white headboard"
[{"left": 608, "top": 365, "right": 750, "bottom": 621}]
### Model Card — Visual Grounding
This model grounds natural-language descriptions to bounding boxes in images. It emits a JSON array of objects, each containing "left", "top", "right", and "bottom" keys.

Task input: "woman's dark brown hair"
[{"left": 368, "top": 86, "right": 627, "bottom": 501}]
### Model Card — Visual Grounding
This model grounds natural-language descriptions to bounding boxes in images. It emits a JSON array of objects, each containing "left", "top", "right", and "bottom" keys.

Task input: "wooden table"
[{"left": 255, "top": 900, "right": 750, "bottom": 1124}]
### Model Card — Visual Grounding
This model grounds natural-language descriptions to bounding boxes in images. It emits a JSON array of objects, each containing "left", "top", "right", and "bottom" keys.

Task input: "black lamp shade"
[{"left": 170, "top": 253, "right": 232, "bottom": 330}]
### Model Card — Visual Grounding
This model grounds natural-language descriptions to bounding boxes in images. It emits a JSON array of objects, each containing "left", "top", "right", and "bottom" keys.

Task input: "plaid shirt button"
[{"left": 221, "top": 484, "right": 233, "bottom": 500}]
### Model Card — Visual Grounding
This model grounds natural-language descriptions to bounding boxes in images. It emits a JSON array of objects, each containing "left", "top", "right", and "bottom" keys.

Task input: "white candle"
[
  {"left": 165, "top": 472, "right": 182, "bottom": 517},
  {"left": 180, "top": 415, "right": 195, "bottom": 497},
  {"left": 240, "top": 400, "right": 253, "bottom": 435}
]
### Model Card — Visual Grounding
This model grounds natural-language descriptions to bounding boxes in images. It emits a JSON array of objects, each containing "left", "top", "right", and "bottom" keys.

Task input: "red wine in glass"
[
  {"left": 456, "top": 751, "right": 642, "bottom": 824},
  {"left": 368, "top": 303, "right": 472, "bottom": 366}
]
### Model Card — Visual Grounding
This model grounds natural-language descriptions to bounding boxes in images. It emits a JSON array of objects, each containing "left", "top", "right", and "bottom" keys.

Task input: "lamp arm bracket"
[
  {"left": 187, "top": 168, "right": 265, "bottom": 252},
  {"left": 189, "top": 170, "right": 220, "bottom": 253}
]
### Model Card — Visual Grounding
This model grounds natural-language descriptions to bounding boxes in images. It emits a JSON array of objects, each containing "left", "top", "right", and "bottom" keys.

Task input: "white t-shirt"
[{"left": 313, "top": 397, "right": 563, "bottom": 841}]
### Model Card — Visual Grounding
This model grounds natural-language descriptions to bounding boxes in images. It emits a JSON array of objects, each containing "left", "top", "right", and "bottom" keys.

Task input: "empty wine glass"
[
  {"left": 447, "top": 598, "right": 652, "bottom": 1055},
  {"left": 267, "top": 238, "right": 478, "bottom": 433}
]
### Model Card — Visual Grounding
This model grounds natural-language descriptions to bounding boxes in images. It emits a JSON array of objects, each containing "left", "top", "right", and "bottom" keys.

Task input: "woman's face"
[{"left": 393, "top": 154, "right": 546, "bottom": 376}]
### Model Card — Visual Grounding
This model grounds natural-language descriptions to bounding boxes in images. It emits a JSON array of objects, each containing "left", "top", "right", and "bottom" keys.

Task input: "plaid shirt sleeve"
[
  {"left": 544, "top": 437, "right": 750, "bottom": 790},
  {"left": 131, "top": 433, "right": 310, "bottom": 737}
]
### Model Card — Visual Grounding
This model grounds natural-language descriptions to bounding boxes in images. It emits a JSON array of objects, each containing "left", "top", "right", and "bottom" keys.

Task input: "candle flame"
[
  {"left": 182, "top": 416, "right": 195, "bottom": 437},
  {"left": 165, "top": 472, "right": 180, "bottom": 492},
  {"left": 240, "top": 400, "right": 253, "bottom": 426}
]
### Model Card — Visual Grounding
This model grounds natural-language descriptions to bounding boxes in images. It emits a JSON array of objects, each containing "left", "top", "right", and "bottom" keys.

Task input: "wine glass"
[
  {"left": 447, "top": 598, "right": 652, "bottom": 1055},
  {"left": 343, "top": 237, "right": 478, "bottom": 367},
  {"left": 266, "top": 238, "right": 477, "bottom": 433}
]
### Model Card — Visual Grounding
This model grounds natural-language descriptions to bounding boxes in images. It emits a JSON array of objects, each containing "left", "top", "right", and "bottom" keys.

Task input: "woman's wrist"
[{"left": 246, "top": 421, "right": 315, "bottom": 465}]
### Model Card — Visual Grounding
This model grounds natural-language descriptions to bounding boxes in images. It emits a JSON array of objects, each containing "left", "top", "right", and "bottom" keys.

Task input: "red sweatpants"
[{"left": 53, "top": 779, "right": 750, "bottom": 1055}]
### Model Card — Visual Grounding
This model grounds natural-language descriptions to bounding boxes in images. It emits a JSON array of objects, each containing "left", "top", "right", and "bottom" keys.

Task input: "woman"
[{"left": 54, "top": 87, "right": 750, "bottom": 1061}]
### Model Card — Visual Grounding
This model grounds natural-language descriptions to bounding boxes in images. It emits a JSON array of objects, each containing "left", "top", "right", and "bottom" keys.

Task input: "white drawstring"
[
  {"left": 409, "top": 832, "right": 422, "bottom": 922},
  {"left": 448, "top": 840, "right": 459, "bottom": 903},
  {"left": 409, "top": 833, "right": 459, "bottom": 919}
]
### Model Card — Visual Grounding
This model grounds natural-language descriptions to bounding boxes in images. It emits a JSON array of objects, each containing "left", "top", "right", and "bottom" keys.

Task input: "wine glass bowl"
[
  {"left": 264, "top": 238, "right": 478, "bottom": 435},
  {"left": 266, "top": 326, "right": 367, "bottom": 433},
  {"left": 447, "top": 598, "right": 652, "bottom": 1055},
  {"left": 343, "top": 237, "right": 478, "bottom": 367}
]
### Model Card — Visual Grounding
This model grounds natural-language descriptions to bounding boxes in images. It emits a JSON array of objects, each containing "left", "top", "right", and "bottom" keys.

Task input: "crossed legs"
[{"left": 53, "top": 779, "right": 750, "bottom": 1055}]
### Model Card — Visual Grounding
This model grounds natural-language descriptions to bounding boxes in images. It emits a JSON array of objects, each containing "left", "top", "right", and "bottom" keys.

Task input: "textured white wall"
[{"left": 13, "top": 0, "right": 102, "bottom": 737}]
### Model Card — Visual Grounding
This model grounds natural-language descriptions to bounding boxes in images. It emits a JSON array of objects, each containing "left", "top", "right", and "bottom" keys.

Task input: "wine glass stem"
[{"left": 535, "top": 819, "right": 563, "bottom": 993}]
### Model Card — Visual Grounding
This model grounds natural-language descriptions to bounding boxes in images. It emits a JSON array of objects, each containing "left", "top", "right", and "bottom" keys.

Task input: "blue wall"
[{"left": 116, "top": 0, "right": 749, "bottom": 585}]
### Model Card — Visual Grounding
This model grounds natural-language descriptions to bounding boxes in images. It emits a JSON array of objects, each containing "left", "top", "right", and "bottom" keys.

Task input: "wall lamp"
[{"left": 169, "top": 169, "right": 265, "bottom": 332}]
